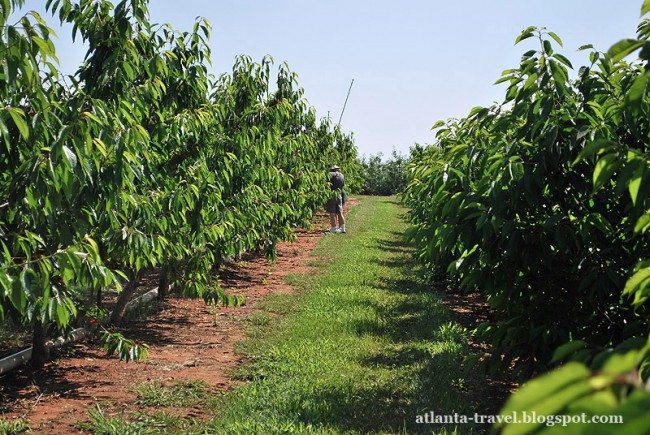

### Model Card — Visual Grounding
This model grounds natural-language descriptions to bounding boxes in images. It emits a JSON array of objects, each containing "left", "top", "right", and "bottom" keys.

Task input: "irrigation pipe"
[
  {"left": 0, "top": 287, "right": 161, "bottom": 375},
  {"left": 0, "top": 348, "right": 32, "bottom": 375}
]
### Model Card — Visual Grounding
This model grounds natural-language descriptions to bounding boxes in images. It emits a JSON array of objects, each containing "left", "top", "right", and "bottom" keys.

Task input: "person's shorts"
[{"left": 325, "top": 196, "right": 342, "bottom": 214}]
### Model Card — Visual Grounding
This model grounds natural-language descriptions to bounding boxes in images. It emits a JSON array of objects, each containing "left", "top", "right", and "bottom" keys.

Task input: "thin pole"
[{"left": 337, "top": 79, "right": 354, "bottom": 127}]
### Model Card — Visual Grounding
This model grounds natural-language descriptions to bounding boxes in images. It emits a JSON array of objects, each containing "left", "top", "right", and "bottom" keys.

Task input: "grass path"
[{"left": 212, "top": 196, "right": 480, "bottom": 434}]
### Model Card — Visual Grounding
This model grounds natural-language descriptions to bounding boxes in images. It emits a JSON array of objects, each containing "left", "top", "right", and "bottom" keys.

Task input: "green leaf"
[
  {"left": 1, "top": 240, "right": 11, "bottom": 263},
  {"left": 601, "top": 350, "right": 643, "bottom": 375},
  {"left": 587, "top": 212, "right": 613, "bottom": 234},
  {"left": 494, "top": 75, "right": 514, "bottom": 85},
  {"left": 500, "top": 362, "right": 590, "bottom": 414},
  {"left": 7, "top": 107, "right": 29, "bottom": 140},
  {"left": 629, "top": 174, "right": 642, "bottom": 206},
  {"left": 549, "top": 59, "right": 568, "bottom": 87},
  {"left": 593, "top": 154, "right": 621, "bottom": 191},
  {"left": 543, "top": 39, "right": 554, "bottom": 55},
  {"left": 81, "top": 111, "right": 102, "bottom": 124},
  {"left": 31, "top": 36, "right": 52, "bottom": 56},
  {"left": 642, "top": 0, "right": 650, "bottom": 16},
  {"left": 0, "top": 271, "right": 12, "bottom": 293},
  {"left": 431, "top": 120, "right": 445, "bottom": 129},
  {"left": 623, "top": 266, "right": 650, "bottom": 299},
  {"left": 515, "top": 26, "right": 536, "bottom": 45},
  {"left": 47, "top": 297, "right": 56, "bottom": 321},
  {"left": 19, "top": 269, "right": 35, "bottom": 302},
  {"left": 625, "top": 73, "right": 650, "bottom": 110},
  {"left": 468, "top": 106, "right": 488, "bottom": 117},
  {"left": 10, "top": 274, "right": 26, "bottom": 311},
  {"left": 62, "top": 145, "right": 78, "bottom": 169},
  {"left": 552, "top": 53, "right": 573, "bottom": 69},
  {"left": 523, "top": 72, "right": 539, "bottom": 91},
  {"left": 547, "top": 31, "right": 563, "bottom": 47},
  {"left": 499, "top": 363, "right": 592, "bottom": 434},
  {"left": 551, "top": 340, "right": 587, "bottom": 364},
  {"left": 606, "top": 38, "right": 644, "bottom": 62},
  {"left": 613, "top": 391, "right": 650, "bottom": 434},
  {"left": 573, "top": 140, "right": 617, "bottom": 165},
  {"left": 634, "top": 213, "right": 650, "bottom": 234},
  {"left": 0, "top": 116, "right": 10, "bottom": 151},
  {"left": 56, "top": 302, "right": 70, "bottom": 328},
  {"left": 0, "top": 0, "right": 9, "bottom": 23}
]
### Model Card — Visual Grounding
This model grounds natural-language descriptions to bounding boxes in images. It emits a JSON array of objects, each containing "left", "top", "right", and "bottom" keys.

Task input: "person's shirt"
[{"left": 329, "top": 171, "right": 345, "bottom": 190}]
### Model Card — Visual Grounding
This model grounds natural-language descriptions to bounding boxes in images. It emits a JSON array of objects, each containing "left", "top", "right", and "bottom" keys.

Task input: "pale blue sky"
[{"left": 13, "top": 1, "right": 647, "bottom": 158}]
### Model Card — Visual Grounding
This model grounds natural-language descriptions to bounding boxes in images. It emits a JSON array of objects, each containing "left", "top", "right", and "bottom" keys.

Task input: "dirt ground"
[
  {"left": 0, "top": 202, "right": 355, "bottom": 434},
  {"left": 0, "top": 197, "right": 514, "bottom": 432}
]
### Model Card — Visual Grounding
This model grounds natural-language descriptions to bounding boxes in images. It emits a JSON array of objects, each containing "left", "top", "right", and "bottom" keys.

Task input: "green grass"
[
  {"left": 76, "top": 196, "right": 485, "bottom": 434},
  {"left": 0, "top": 417, "right": 31, "bottom": 434},
  {"left": 76, "top": 380, "right": 222, "bottom": 434},
  {"left": 212, "top": 196, "right": 480, "bottom": 434},
  {"left": 130, "top": 380, "right": 214, "bottom": 407},
  {"left": 78, "top": 405, "right": 210, "bottom": 435}
]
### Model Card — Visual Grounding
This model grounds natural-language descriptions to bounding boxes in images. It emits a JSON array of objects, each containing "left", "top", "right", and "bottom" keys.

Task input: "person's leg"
[
  {"left": 337, "top": 211, "right": 346, "bottom": 233},
  {"left": 335, "top": 199, "right": 345, "bottom": 233},
  {"left": 329, "top": 213, "right": 338, "bottom": 232}
]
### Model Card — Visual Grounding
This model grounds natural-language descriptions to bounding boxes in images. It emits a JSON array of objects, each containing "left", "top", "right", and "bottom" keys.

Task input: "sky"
[{"left": 12, "top": 1, "right": 648, "bottom": 159}]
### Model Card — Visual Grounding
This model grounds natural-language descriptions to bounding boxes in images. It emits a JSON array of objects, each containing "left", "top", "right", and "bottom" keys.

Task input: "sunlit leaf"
[
  {"left": 499, "top": 363, "right": 592, "bottom": 434},
  {"left": 606, "top": 38, "right": 644, "bottom": 62},
  {"left": 548, "top": 31, "right": 563, "bottom": 47},
  {"left": 515, "top": 26, "right": 536, "bottom": 45},
  {"left": 625, "top": 73, "right": 650, "bottom": 111},
  {"left": 629, "top": 174, "right": 643, "bottom": 206},
  {"left": 593, "top": 154, "right": 621, "bottom": 191},
  {"left": 623, "top": 266, "right": 650, "bottom": 299},
  {"left": 642, "top": 0, "right": 650, "bottom": 16},
  {"left": 62, "top": 145, "right": 78, "bottom": 169},
  {"left": 635, "top": 213, "right": 650, "bottom": 234},
  {"left": 573, "top": 140, "right": 617, "bottom": 166}
]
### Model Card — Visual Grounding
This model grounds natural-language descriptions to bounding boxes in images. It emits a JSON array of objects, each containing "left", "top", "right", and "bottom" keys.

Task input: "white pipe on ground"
[
  {"left": 126, "top": 289, "right": 158, "bottom": 312},
  {"left": 0, "top": 348, "right": 32, "bottom": 375},
  {"left": 0, "top": 327, "right": 89, "bottom": 375},
  {"left": 0, "top": 286, "right": 162, "bottom": 375}
]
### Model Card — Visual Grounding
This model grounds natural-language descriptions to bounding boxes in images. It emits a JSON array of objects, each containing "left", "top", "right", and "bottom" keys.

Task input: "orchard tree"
[
  {"left": 405, "top": 1, "right": 650, "bottom": 431},
  {"left": 1, "top": 0, "right": 363, "bottom": 367}
]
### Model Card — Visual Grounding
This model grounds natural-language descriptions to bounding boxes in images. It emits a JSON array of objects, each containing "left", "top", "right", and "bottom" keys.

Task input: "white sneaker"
[
  {"left": 340, "top": 225, "right": 346, "bottom": 233},
  {"left": 329, "top": 228, "right": 340, "bottom": 233}
]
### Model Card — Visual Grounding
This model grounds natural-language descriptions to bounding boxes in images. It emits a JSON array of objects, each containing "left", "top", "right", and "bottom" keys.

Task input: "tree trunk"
[
  {"left": 110, "top": 270, "right": 139, "bottom": 326},
  {"left": 158, "top": 267, "right": 170, "bottom": 301},
  {"left": 31, "top": 321, "right": 49, "bottom": 368},
  {"left": 96, "top": 286, "right": 103, "bottom": 308}
]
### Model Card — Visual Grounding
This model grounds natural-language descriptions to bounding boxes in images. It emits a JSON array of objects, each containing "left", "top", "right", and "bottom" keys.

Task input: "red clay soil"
[{"left": 0, "top": 201, "right": 358, "bottom": 434}]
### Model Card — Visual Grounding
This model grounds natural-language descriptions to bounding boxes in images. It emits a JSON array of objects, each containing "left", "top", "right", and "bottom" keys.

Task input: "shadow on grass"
[
  {"left": 215, "top": 212, "right": 500, "bottom": 434},
  {"left": 299, "top": 351, "right": 474, "bottom": 434},
  {"left": 302, "top": 235, "right": 486, "bottom": 434}
]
